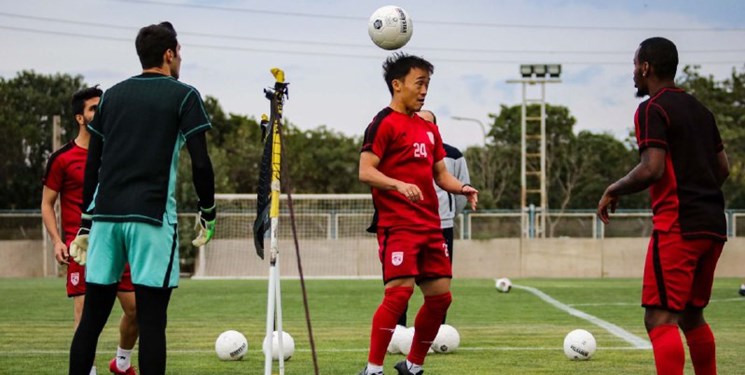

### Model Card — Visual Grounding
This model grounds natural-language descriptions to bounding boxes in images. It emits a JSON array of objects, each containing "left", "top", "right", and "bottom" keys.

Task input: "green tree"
[{"left": 0, "top": 71, "right": 86, "bottom": 209}]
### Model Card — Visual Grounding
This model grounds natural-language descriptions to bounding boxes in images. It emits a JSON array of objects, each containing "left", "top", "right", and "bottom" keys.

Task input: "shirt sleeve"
[
  {"left": 361, "top": 118, "right": 392, "bottom": 159},
  {"left": 42, "top": 156, "right": 63, "bottom": 192},
  {"left": 431, "top": 125, "right": 446, "bottom": 163},
  {"left": 179, "top": 89, "right": 212, "bottom": 139},
  {"left": 635, "top": 102, "right": 668, "bottom": 153}
]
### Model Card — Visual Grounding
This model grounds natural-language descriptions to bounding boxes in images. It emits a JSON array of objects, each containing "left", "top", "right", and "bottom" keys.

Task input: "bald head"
[{"left": 417, "top": 110, "right": 437, "bottom": 124}]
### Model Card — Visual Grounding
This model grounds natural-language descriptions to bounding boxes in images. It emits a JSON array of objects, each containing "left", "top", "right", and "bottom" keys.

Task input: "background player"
[
  {"left": 68, "top": 22, "right": 216, "bottom": 375},
  {"left": 395, "top": 109, "right": 470, "bottom": 329},
  {"left": 42, "top": 86, "right": 138, "bottom": 375},
  {"left": 358, "top": 53, "right": 478, "bottom": 375},
  {"left": 597, "top": 37, "right": 729, "bottom": 375}
]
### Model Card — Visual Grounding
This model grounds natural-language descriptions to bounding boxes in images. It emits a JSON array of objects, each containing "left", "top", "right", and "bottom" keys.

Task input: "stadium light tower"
[{"left": 507, "top": 64, "right": 561, "bottom": 239}]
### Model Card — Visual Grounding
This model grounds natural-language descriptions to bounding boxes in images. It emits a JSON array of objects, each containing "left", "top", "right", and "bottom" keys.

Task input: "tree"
[{"left": 0, "top": 71, "right": 86, "bottom": 209}]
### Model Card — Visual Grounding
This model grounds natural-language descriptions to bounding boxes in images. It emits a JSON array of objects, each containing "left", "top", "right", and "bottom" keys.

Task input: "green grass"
[{"left": 0, "top": 278, "right": 743, "bottom": 374}]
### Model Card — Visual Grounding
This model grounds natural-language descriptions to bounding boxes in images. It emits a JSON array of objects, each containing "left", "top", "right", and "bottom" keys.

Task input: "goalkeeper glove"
[
  {"left": 69, "top": 216, "right": 92, "bottom": 266},
  {"left": 192, "top": 204, "right": 216, "bottom": 247}
]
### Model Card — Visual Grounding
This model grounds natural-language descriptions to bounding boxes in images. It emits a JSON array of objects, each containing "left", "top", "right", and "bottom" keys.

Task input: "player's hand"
[
  {"left": 69, "top": 218, "right": 91, "bottom": 266},
  {"left": 192, "top": 204, "right": 216, "bottom": 247},
  {"left": 597, "top": 188, "right": 619, "bottom": 225},
  {"left": 461, "top": 184, "right": 479, "bottom": 210},
  {"left": 397, "top": 183, "right": 423, "bottom": 203},
  {"left": 53, "top": 240, "right": 69, "bottom": 265}
]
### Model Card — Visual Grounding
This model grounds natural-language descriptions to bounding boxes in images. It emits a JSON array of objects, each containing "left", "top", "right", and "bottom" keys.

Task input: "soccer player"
[
  {"left": 68, "top": 22, "right": 216, "bottom": 375},
  {"left": 358, "top": 53, "right": 478, "bottom": 375},
  {"left": 395, "top": 109, "right": 470, "bottom": 328},
  {"left": 42, "top": 86, "right": 138, "bottom": 375},
  {"left": 597, "top": 37, "right": 729, "bottom": 375}
]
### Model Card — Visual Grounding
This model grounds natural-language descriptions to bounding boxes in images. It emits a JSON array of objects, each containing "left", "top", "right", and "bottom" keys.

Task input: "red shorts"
[
  {"left": 377, "top": 227, "right": 452, "bottom": 284},
  {"left": 642, "top": 230, "right": 723, "bottom": 312},
  {"left": 65, "top": 239, "right": 135, "bottom": 296}
]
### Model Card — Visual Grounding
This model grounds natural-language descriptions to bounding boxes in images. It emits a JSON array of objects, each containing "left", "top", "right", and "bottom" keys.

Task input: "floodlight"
[
  {"left": 547, "top": 64, "right": 562, "bottom": 78},
  {"left": 533, "top": 64, "right": 547, "bottom": 76},
  {"left": 520, "top": 64, "right": 533, "bottom": 78}
]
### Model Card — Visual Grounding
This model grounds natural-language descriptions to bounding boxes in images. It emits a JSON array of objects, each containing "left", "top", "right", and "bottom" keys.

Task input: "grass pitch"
[{"left": 0, "top": 277, "right": 743, "bottom": 374}]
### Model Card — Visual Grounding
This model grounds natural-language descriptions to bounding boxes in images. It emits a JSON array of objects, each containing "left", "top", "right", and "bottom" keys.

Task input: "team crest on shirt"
[
  {"left": 391, "top": 251, "right": 404, "bottom": 266},
  {"left": 70, "top": 272, "right": 80, "bottom": 286},
  {"left": 426, "top": 131, "right": 435, "bottom": 144}
]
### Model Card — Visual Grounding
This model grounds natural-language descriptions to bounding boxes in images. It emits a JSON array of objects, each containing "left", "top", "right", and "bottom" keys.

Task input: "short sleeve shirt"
[
  {"left": 88, "top": 73, "right": 211, "bottom": 225},
  {"left": 635, "top": 87, "right": 726, "bottom": 240},
  {"left": 42, "top": 141, "right": 87, "bottom": 243},
  {"left": 361, "top": 108, "right": 446, "bottom": 231}
]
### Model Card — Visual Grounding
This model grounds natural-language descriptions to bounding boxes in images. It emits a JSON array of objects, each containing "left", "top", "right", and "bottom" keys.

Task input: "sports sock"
[
  {"left": 684, "top": 324, "right": 716, "bottom": 375},
  {"left": 408, "top": 292, "right": 452, "bottom": 365},
  {"left": 89, "top": 366, "right": 97, "bottom": 375},
  {"left": 116, "top": 346, "right": 133, "bottom": 370},
  {"left": 365, "top": 363, "right": 384, "bottom": 374},
  {"left": 406, "top": 360, "right": 423, "bottom": 373},
  {"left": 368, "top": 286, "right": 414, "bottom": 365},
  {"left": 648, "top": 324, "right": 684, "bottom": 375},
  {"left": 135, "top": 285, "right": 173, "bottom": 375},
  {"left": 69, "top": 283, "right": 118, "bottom": 375}
]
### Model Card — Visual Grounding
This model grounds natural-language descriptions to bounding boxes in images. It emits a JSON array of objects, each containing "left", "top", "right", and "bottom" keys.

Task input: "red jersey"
[
  {"left": 361, "top": 107, "right": 446, "bottom": 231},
  {"left": 634, "top": 88, "right": 726, "bottom": 241},
  {"left": 42, "top": 141, "right": 86, "bottom": 244}
]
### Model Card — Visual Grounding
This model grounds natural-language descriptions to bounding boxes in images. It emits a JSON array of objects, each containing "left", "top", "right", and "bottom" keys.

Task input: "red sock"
[
  {"left": 408, "top": 292, "right": 452, "bottom": 365},
  {"left": 649, "top": 324, "right": 684, "bottom": 375},
  {"left": 368, "top": 286, "right": 414, "bottom": 365},
  {"left": 684, "top": 324, "right": 716, "bottom": 375}
]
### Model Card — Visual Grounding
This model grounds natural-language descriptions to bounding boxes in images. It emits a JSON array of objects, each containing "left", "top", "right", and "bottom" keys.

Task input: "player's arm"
[
  {"left": 41, "top": 186, "right": 68, "bottom": 264},
  {"left": 359, "top": 151, "right": 424, "bottom": 202},
  {"left": 433, "top": 160, "right": 478, "bottom": 210},
  {"left": 715, "top": 150, "right": 729, "bottom": 187},
  {"left": 452, "top": 156, "right": 471, "bottom": 215},
  {"left": 186, "top": 131, "right": 216, "bottom": 246},
  {"left": 597, "top": 147, "right": 666, "bottom": 224}
]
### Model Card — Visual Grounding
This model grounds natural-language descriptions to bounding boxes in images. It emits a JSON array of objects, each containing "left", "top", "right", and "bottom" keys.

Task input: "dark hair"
[
  {"left": 382, "top": 52, "right": 434, "bottom": 95},
  {"left": 638, "top": 37, "right": 678, "bottom": 80},
  {"left": 135, "top": 21, "right": 178, "bottom": 69},
  {"left": 71, "top": 85, "right": 103, "bottom": 117}
]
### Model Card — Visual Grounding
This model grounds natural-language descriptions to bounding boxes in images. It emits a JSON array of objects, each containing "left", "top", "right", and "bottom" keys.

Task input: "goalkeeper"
[{"left": 69, "top": 21, "right": 215, "bottom": 375}]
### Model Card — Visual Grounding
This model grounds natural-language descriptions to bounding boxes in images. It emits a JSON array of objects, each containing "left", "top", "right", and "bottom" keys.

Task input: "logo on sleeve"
[
  {"left": 427, "top": 131, "right": 434, "bottom": 144},
  {"left": 391, "top": 251, "right": 404, "bottom": 266}
]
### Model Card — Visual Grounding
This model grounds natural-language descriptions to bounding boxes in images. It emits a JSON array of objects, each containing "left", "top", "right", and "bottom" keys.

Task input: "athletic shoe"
[
  {"left": 394, "top": 360, "right": 423, "bottom": 375},
  {"left": 358, "top": 366, "right": 384, "bottom": 375},
  {"left": 109, "top": 358, "right": 137, "bottom": 375},
  {"left": 739, "top": 285, "right": 745, "bottom": 296}
]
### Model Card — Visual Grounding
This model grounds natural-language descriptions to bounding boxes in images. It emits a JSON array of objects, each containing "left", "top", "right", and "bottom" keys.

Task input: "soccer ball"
[
  {"left": 563, "top": 329, "right": 596, "bottom": 360},
  {"left": 367, "top": 5, "right": 413, "bottom": 50},
  {"left": 431, "top": 324, "right": 460, "bottom": 353},
  {"left": 215, "top": 330, "right": 248, "bottom": 361},
  {"left": 387, "top": 325, "right": 407, "bottom": 354},
  {"left": 398, "top": 326, "right": 415, "bottom": 355},
  {"left": 495, "top": 277, "right": 512, "bottom": 293},
  {"left": 262, "top": 331, "right": 295, "bottom": 361}
]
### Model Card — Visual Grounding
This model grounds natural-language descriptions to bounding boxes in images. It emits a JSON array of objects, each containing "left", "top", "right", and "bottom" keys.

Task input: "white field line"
[{"left": 512, "top": 284, "right": 652, "bottom": 349}]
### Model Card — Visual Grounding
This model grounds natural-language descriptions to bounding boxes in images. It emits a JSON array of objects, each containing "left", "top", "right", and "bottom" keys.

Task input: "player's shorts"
[
  {"left": 377, "top": 227, "right": 452, "bottom": 284},
  {"left": 642, "top": 230, "right": 724, "bottom": 312},
  {"left": 64, "top": 238, "right": 135, "bottom": 297},
  {"left": 86, "top": 216, "right": 180, "bottom": 289}
]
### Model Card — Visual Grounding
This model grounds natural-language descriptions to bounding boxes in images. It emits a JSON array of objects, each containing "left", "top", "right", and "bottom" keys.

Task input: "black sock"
[
  {"left": 135, "top": 285, "right": 173, "bottom": 375},
  {"left": 69, "top": 283, "right": 118, "bottom": 375},
  {"left": 397, "top": 305, "right": 408, "bottom": 327}
]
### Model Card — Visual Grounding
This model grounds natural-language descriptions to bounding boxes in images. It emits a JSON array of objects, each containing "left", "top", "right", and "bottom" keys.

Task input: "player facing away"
[
  {"left": 68, "top": 22, "right": 216, "bottom": 375},
  {"left": 42, "top": 86, "right": 139, "bottom": 375},
  {"left": 597, "top": 37, "right": 729, "bottom": 375},
  {"left": 395, "top": 109, "right": 470, "bottom": 328},
  {"left": 358, "top": 53, "right": 478, "bottom": 375}
]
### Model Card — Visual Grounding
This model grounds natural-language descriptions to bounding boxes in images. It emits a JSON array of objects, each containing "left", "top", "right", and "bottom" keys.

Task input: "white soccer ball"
[
  {"left": 431, "top": 324, "right": 460, "bottom": 353},
  {"left": 367, "top": 5, "right": 413, "bottom": 50},
  {"left": 215, "top": 330, "right": 248, "bottom": 361},
  {"left": 398, "top": 326, "right": 415, "bottom": 355},
  {"left": 563, "top": 329, "right": 596, "bottom": 360},
  {"left": 387, "top": 325, "right": 407, "bottom": 354},
  {"left": 262, "top": 331, "right": 295, "bottom": 361},
  {"left": 495, "top": 277, "right": 512, "bottom": 293}
]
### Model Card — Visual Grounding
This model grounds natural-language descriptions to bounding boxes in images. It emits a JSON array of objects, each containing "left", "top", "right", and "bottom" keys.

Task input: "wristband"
[{"left": 460, "top": 183, "right": 473, "bottom": 194}]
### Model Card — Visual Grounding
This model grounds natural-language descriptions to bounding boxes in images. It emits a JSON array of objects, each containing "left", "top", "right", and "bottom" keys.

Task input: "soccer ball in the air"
[
  {"left": 368, "top": 5, "right": 413, "bottom": 50},
  {"left": 563, "top": 329, "right": 596, "bottom": 360},
  {"left": 431, "top": 324, "right": 460, "bottom": 353},
  {"left": 215, "top": 330, "right": 248, "bottom": 361},
  {"left": 262, "top": 330, "right": 295, "bottom": 361},
  {"left": 495, "top": 277, "right": 512, "bottom": 293}
]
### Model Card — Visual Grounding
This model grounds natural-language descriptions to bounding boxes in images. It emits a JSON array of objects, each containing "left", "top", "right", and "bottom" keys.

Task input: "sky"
[{"left": 1, "top": 0, "right": 744, "bottom": 150}]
